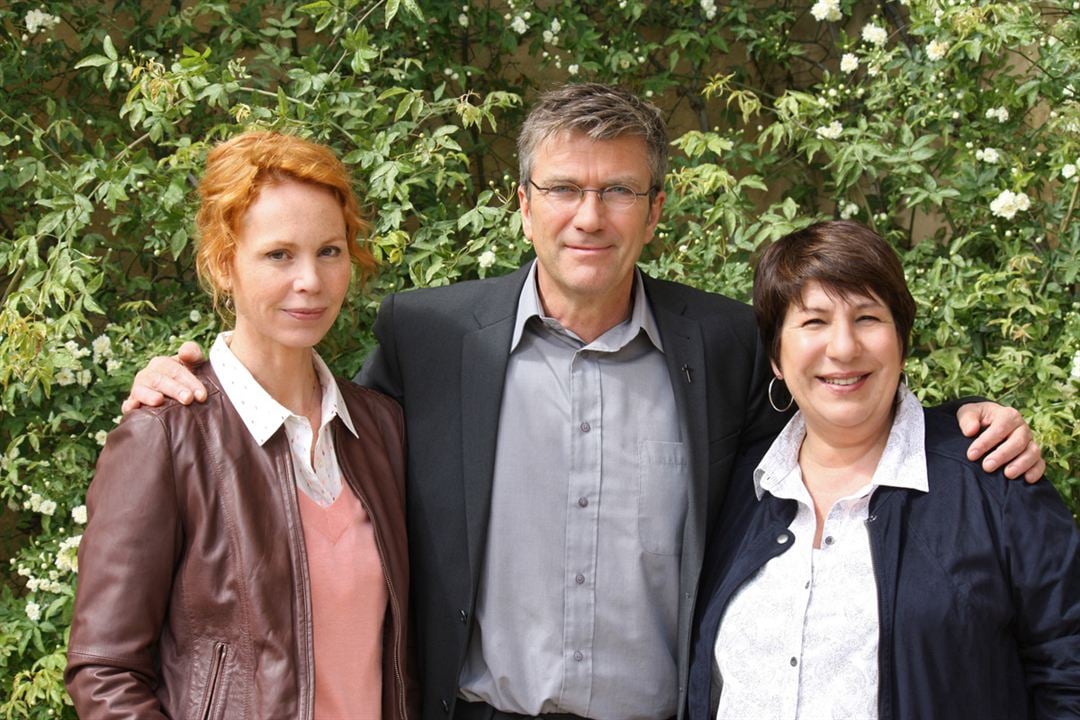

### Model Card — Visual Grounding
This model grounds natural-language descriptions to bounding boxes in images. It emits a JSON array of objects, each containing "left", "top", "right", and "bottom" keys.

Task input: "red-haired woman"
[{"left": 66, "top": 131, "right": 413, "bottom": 720}]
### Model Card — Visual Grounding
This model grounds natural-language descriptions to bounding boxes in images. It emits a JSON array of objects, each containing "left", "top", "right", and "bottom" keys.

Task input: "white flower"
[
  {"left": 549, "top": 18, "right": 562, "bottom": 34},
  {"left": 839, "top": 201, "right": 860, "bottom": 219},
  {"left": 700, "top": 0, "right": 717, "bottom": 20},
  {"left": 815, "top": 121, "right": 844, "bottom": 140},
  {"left": 810, "top": 0, "right": 842, "bottom": 22},
  {"left": 39, "top": 499, "right": 57, "bottom": 516},
  {"left": 989, "top": 190, "right": 1031, "bottom": 220},
  {"left": 72, "top": 505, "right": 87, "bottom": 524},
  {"left": 77, "top": 369, "right": 92, "bottom": 387},
  {"left": 95, "top": 430, "right": 109, "bottom": 446},
  {"left": 478, "top": 250, "right": 497, "bottom": 269},
  {"left": 840, "top": 53, "right": 859, "bottom": 73},
  {"left": 862, "top": 23, "right": 888, "bottom": 47},
  {"left": 1071, "top": 350, "right": 1080, "bottom": 380},
  {"left": 975, "top": 148, "right": 1000, "bottom": 164},
  {"left": 25, "top": 601, "right": 41, "bottom": 622},
  {"left": 542, "top": 30, "right": 554, "bottom": 43},
  {"left": 189, "top": 309, "right": 202, "bottom": 323},
  {"left": 91, "top": 334, "right": 112, "bottom": 361},
  {"left": 985, "top": 106, "right": 1009, "bottom": 123},
  {"left": 55, "top": 535, "right": 82, "bottom": 574},
  {"left": 55, "top": 368, "right": 76, "bottom": 386},
  {"left": 64, "top": 340, "right": 90, "bottom": 358},
  {"left": 926, "top": 39, "right": 949, "bottom": 61},
  {"left": 27, "top": 577, "right": 41, "bottom": 592},
  {"left": 510, "top": 15, "right": 528, "bottom": 34},
  {"left": 568, "top": 64, "right": 579, "bottom": 75},
  {"left": 106, "top": 358, "right": 121, "bottom": 373},
  {"left": 25, "top": 9, "right": 60, "bottom": 35},
  {"left": 1062, "top": 164, "right": 1077, "bottom": 180},
  {"left": 458, "top": 13, "right": 469, "bottom": 27}
]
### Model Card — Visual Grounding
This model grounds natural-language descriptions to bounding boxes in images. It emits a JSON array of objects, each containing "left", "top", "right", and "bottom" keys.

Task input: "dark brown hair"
[{"left": 753, "top": 220, "right": 916, "bottom": 366}]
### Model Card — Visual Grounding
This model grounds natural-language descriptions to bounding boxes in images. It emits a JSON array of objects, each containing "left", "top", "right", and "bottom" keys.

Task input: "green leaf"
[{"left": 103, "top": 35, "right": 118, "bottom": 61}]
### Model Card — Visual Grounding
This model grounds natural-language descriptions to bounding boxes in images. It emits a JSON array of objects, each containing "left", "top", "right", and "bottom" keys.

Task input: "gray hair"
[{"left": 517, "top": 83, "right": 668, "bottom": 191}]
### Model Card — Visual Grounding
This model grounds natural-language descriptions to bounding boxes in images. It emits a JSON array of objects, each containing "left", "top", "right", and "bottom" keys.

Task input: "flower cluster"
[
  {"left": 815, "top": 121, "right": 844, "bottom": 140},
  {"left": 975, "top": 148, "right": 1000, "bottom": 164},
  {"left": 55, "top": 534, "right": 83, "bottom": 574},
  {"left": 926, "top": 39, "right": 949, "bottom": 61},
  {"left": 25, "top": 9, "right": 61, "bottom": 35},
  {"left": 811, "top": 0, "right": 842, "bottom": 22},
  {"left": 542, "top": 18, "right": 562, "bottom": 45},
  {"left": 985, "top": 106, "right": 1010, "bottom": 123},
  {"left": 510, "top": 14, "right": 528, "bottom": 35},
  {"left": 24, "top": 492, "right": 57, "bottom": 516},
  {"left": 1072, "top": 350, "right": 1080, "bottom": 381},
  {"left": 700, "top": 0, "right": 717, "bottom": 21},
  {"left": 1062, "top": 159, "right": 1079, "bottom": 180},
  {"left": 840, "top": 53, "right": 859, "bottom": 73},
  {"left": 861, "top": 23, "right": 888, "bottom": 47},
  {"left": 478, "top": 250, "right": 496, "bottom": 269},
  {"left": 989, "top": 189, "right": 1031, "bottom": 220}
]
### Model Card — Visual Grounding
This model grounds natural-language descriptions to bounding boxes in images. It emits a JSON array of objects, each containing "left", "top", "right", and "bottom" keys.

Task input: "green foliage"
[{"left": 0, "top": 0, "right": 1077, "bottom": 714}]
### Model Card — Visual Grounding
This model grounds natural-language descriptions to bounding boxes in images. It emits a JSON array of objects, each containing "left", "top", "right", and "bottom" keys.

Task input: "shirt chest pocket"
[{"left": 638, "top": 440, "right": 690, "bottom": 556}]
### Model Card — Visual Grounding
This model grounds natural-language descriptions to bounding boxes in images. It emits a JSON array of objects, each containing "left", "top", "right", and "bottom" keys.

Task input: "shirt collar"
[
  {"left": 509, "top": 259, "right": 664, "bottom": 353},
  {"left": 209, "top": 332, "right": 358, "bottom": 446},
  {"left": 753, "top": 383, "right": 929, "bottom": 501}
]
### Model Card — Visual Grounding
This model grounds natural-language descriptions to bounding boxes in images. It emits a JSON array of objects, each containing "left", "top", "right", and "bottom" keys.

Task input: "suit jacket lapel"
[
  {"left": 644, "top": 277, "right": 710, "bottom": 579},
  {"left": 460, "top": 265, "right": 531, "bottom": 585}
]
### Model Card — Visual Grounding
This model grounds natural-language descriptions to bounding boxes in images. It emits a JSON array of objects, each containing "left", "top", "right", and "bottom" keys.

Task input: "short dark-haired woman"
[{"left": 689, "top": 221, "right": 1080, "bottom": 719}]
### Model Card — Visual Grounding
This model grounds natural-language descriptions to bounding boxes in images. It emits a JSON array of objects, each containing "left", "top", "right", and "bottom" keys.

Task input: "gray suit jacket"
[{"left": 356, "top": 263, "right": 785, "bottom": 719}]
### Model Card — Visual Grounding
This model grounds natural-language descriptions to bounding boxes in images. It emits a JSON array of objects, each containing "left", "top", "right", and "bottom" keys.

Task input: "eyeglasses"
[{"left": 527, "top": 180, "right": 656, "bottom": 210}]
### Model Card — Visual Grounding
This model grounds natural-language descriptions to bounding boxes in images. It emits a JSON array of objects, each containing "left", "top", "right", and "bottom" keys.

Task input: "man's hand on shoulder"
[
  {"left": 956, "top": 401, "right": 1045, "bottom": 483},
  {"left": 121, "top": 341, "right": 208, "bottom": 414}
]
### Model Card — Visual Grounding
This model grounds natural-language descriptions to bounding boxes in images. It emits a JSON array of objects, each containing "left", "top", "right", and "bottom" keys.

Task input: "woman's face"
[
  {"left": 774, "top": 281, "right": 903, "bottom": 442},
  {"left": 225, "top": 178, "right": 351, "bottom": 361}
]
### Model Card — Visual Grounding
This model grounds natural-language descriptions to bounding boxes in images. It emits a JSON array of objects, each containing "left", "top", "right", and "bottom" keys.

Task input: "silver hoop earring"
[{"left": 768, "top": 377, "right": 794, "bottom": 413}]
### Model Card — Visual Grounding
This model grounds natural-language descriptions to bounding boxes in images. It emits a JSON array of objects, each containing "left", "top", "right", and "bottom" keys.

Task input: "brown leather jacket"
[{"left": 65, "top": 362, "right": 413, "bottom": 719}]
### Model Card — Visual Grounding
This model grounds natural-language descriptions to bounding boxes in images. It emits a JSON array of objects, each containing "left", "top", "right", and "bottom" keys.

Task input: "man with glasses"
[{"left": 125, "top": 83, "right": 1042, "bottom": 720}]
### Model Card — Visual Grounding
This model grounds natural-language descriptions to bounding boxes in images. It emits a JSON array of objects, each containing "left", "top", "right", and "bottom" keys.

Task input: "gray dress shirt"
[{"left": 458, "top": 262, "right": 690, "bottom": 720}]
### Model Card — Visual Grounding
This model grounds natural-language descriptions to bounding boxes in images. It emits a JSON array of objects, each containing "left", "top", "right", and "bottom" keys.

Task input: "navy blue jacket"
[{"left": 689, "top": 409, "right": 1080, "bottom": 719}]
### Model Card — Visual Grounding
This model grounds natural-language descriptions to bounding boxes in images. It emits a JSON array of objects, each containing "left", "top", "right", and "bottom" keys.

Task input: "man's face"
[{"left": 518, "top": 131, "right": 666, "bottom": 321}]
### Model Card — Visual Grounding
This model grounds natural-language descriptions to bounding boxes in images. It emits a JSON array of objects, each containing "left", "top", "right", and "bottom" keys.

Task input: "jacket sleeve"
[
  {"left": 1004, "top": 477, "right": 1080, "bottom": 717},
  {"left": 356, "top": 293, "right": 404, "bottom": 403},
  {"left": 65, "top": 411, "right": 182, "bottom": 719}
]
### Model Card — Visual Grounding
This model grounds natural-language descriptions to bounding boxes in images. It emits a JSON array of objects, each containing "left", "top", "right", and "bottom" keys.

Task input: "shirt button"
[
  {"left": 824, "top": 536, "right": 835, "bottom": 546},
  {"left": 776, "top": 534, "right": 789, "bottom": 544},
  {"left": 573, "top": 651, "right": 584, "bottom": 662},
  {"left": 790, "top": 657, "right": 798, "bottom": 667},
  {"left": 579, "top": 422, "right": 591, "bottom": 433},
  {"left": 575, "top": 573, "right": 585, "bottom": 584},
  {"left": 578, "top": 496, "right": 589, "bottom": 508}
]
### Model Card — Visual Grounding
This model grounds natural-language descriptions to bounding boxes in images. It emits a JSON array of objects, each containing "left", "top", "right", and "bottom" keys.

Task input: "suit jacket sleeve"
[
  {"left": 65, "top": 412, "right": 180, "bottom": 719},
  {"left": 357, "top": 293, "right": 404, "bottom": 402}
]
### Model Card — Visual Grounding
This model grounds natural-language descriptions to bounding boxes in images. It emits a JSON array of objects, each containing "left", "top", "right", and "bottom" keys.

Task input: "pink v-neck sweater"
[{"left": 298, "top": 488, "right": 389, "bottom": 719}]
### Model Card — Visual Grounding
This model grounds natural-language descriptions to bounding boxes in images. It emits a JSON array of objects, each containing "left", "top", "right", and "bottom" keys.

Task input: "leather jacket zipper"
[{"left": 199, "top": 641, "right": 229, "bottom": 720}]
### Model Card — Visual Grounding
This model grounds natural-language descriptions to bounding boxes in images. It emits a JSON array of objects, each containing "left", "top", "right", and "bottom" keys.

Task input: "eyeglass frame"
[{"left": 526, "top": 179, "right": 659, "bottom": 209}]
